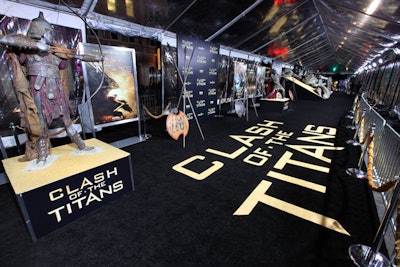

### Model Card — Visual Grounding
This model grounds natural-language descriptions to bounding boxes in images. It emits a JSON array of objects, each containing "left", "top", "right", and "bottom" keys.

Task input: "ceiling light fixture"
[{"left": 366, "top": 0, "right": 381, "bottom": 15}]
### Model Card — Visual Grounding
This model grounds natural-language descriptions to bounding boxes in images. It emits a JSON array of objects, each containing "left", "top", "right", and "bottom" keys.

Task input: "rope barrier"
[
  {"left": 348, "top": 93, "right": 400, "bottom": 264},
  {"left": 143, "top": 103, "right": 171, "bottom": 119},
  {"left": 354, "top": 103, "right": 360, "bottom": 125},
  {"left": 394, "top": 194, "right": 400, "bottom": 266},
  {"left": 358, "top": 111, "right": 366, "bottom": 143},
  {"left": 351, "top": 95, "right": 360, "bottom": 121},
  {"left": 366, "top": 132, "right": 397, "bottom": 192},
  {"left": 396, "top": 196, "right": 400, "bottom": 266}
]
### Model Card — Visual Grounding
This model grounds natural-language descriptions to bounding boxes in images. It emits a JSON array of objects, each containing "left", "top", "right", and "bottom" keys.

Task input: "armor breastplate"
[{"left": 26, "top": 53, "right": 61, "bottom": 99}]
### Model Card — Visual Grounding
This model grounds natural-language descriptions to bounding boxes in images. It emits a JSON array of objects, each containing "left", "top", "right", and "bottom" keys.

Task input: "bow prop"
[
  {"left": 166, "top": 42, "right": 205, "bottom": 143},
  {"left": 59, "top": 0, "right": 105, "bottom": 104},
  {"left": 49, "top": 44, "right": 102, "bottom": 62},
  {"left": 59, "top": 0, "right": 106, "bottom": 134}
]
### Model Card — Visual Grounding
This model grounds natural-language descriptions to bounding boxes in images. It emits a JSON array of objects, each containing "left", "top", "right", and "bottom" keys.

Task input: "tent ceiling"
[
  {"left": 158, "top": 0, "right": 399, "bottom": 73},
  {"left": 9, "top": 0, "right": 400, "bottom": 73}
]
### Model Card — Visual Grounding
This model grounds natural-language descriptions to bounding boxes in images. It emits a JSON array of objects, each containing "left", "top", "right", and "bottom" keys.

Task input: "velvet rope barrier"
[
  {"left": 352, "top": 96, "right": 360, "bottom": 123},
  {"left": 143, "top": 103, "right": 171, "bottom": 119},
  {"left": 354, "top": 103, "right": 360, "bottom": 126},
  {"left": 357, "top": 111, "right": 366, "bottom": 143},
  {"left": 364, "top": 130, "right": 399, "bottom": 265},
  {"left": 365, "top": 133, "right": 397, "bottom": 192},
  {"left": 396, "top": 196, "right": 400, "bottom": 266}
]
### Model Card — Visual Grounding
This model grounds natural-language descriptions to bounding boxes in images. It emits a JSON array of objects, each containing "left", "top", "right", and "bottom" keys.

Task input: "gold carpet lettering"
[
  {"left": 233, "top": 180, "right": 350, "bottom": 235},
  {"left": 274, "top": 151, "right": 330, "bottom": 173},
  {"left": 299, "top": 124, "right": 336, "bottom": 146},
  {"left": 265, "top": 130, "right": 293, "bottom": 145},
  {"left": 243, "top": 148, "right": 273, "bottom": 166},
  {"left": 173, "top": 120, "right": 284, "bottom": 179},
  {"left": 285, "top": 145, "right": 344, "bottom": 164},
  {"left": 234, "top": 124, "right": 349, "bottom": 235},
  {"left": 172, "top": 122, "right": 349, "bottom": 235},
  {"left": 172, "top": 155, "right": 224, "bottom": 180}
]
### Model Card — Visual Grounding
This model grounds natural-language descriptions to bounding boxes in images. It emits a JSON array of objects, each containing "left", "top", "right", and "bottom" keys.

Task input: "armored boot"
[
  {"left": 66, "top": 125, "right": 93, "bottom": 151},
  {"left": 36, "top": 137, "right": 48, "bottom": 164},
  {"left": 70, "top": 132, "right": 94, "bottom": 151}
]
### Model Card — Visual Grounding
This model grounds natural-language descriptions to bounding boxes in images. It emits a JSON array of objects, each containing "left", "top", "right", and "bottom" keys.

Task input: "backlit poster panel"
[
  {"left": 247, "top": 64, "right": 257, "bottom": 97},
  {"left": 79, "top": 43, "right": 139, "bottom": 129},
  {"left": 256, "top": 66, "right": 267, "bottom": 97},
  {"left": 233, "top": 61, "right": 247, "bottom": 100}
]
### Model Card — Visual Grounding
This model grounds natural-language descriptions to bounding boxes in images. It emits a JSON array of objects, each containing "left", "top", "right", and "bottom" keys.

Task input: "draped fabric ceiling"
[{"left": 14, "top": 0, "right": 400, "bottom": 73}]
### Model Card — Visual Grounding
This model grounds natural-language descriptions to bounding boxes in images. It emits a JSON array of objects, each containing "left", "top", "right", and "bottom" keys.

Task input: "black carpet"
[{"left": 0, "top": 92, "right": 380, "bottom": 266}]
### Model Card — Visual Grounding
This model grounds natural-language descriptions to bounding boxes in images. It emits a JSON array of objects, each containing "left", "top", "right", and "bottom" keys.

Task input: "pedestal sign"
[
  {"left": 2, "top": 138, "right": 134, "bottom": 241},
  {"left": 260, "top": 98, "right": 290, "bottom": 112}
]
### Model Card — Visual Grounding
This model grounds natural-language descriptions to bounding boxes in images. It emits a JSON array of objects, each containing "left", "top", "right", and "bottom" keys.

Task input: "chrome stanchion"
[
  {"left": 214, "top": 98, "right": 224, "bottom": 118},
  {"left": 141, "top": 105, "right": 151, "bottom": 141},
  {"left": 349, "top": 179, "right": 400, "bottom": 266},
  {"left": 346, "top": 123, "right": 375, "bottom": 179},
  {"left": 346, "top": 111, "right": 355, "bottom": 120},
  {"left": 346, "top": 109, "right": 366, "bottom": 146},
  {"left": 346, "top": 95, "right": 360, "bottom": 120},
  {"left": 347, "top": 102, "right": 360, "bottom": 130},
  {"left": 347, "top": 122, "right": 357, "bottom": 131},
  {"left": 9, "top": 122, "right": 22, "bottom": 155}
]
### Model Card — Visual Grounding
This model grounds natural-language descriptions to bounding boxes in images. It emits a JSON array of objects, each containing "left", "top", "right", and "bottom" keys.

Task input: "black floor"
[{"left": 0, "top": 92, "right": 380, "bottom": 266}]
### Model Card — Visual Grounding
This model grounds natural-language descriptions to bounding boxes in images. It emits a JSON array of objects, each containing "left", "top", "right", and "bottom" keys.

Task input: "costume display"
[
  {"left": 270, "top": 69, "right": 285, "bottom": 99},
  {"left": 0, "top": 12, "right": 101, "bottom": 163},
  {"left": 282, "top": 66, "right": 332, "bottom": 99}
]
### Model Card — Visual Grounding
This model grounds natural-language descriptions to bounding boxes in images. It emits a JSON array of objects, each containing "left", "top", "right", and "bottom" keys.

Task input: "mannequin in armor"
[
  {"left": 0, "top": 12, "right": 99, "bottom": 164},
  {"left": 270, "top": 69, "right": 285, "bottom": 99}
]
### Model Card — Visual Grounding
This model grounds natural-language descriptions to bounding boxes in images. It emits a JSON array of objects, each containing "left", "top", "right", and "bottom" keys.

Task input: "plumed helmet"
[{"left": 27, "top": 12, "right": 53, "bottom": 41}]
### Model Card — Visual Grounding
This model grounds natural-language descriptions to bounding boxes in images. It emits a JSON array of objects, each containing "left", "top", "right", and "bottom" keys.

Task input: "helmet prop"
[{"left": 27, "top": 11, "right": 54, "bottom": 43}]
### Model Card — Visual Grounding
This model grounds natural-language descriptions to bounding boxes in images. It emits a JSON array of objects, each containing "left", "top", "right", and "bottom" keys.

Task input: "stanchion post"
[
  {"left": 346, "top": 123, "right": 375, "bottom": 179},
  {"left": 346, "top": 95, "right": 359, "bottom": 120},
  {"left": 349, "top": 180, "right": 400, "bottom": 266},
  {"left": 9, "top": 122, "right": 22, "bottom": 155},
  {"left": 346, "top": 109, "right": 366, "bottom": 145}
]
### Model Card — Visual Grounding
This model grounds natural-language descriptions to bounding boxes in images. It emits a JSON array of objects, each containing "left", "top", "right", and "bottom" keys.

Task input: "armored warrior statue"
[
  {"left": 269, "top": 69, "right": 285, "bottom": 99},
  {"left": 0, "top": 12, "right": 101, "bottom": 164}
]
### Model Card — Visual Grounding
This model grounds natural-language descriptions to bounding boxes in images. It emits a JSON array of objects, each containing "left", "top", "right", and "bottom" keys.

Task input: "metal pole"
[
  {"left": 349, "top": 179, "right": 400, "bottom": 266},
  {"left": 371, "top": 180, "right": 400, "bottom": 253}
]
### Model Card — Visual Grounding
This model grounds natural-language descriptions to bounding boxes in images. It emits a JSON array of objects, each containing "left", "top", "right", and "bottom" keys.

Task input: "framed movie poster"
[
  {"left": 79, "top": 43, "right": 139, "bottom": 130},
  {"left": 246, "top": 63, "right": 257, "bottom": 97},
  {"left": 233, "top": 61, "right": 247, "bottom": 100},
  {"left": 218, "top": 55, "right": 230, "bottom": 102},
  {"left": 256, "top": 66, "right": 267, "bottom": 97},
  {"left": 162, "top": 44, "right": 179, "bottom": 106}
]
